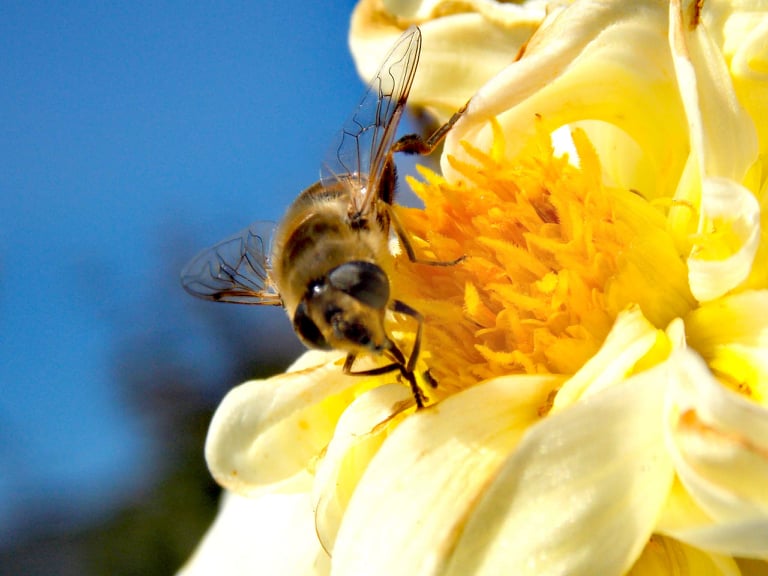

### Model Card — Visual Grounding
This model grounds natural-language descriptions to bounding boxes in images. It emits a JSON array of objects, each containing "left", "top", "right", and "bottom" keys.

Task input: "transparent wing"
[
  {"left": 180, "top": 221, "right": 282, "bottom": 306},
  {"left": 320, "top": 26, "right": 421, "bottom": 210}
]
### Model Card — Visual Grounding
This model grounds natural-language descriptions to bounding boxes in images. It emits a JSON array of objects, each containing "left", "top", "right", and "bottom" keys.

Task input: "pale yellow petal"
[
  {"left": 708, "top": 2, "right": 768, "bottom": 156},
  {"left": 331, "top": 374, "right": 562, "bottom": 576},
  {"left": 627, "top": 535, "right": 741, "bottom": 576},
  {"left": 668, "top": 0, "right": 760, "bottom": 300},
  {"left": 668, "top": 518, "right": 768, "bottom": 559},
  {"left": 658, "top": 476, "right": 717, "bottom": 534},
  {"left": 656, "top": 481, "right": 768, "bottom": 558},
  {"left": 669, "top": 0, "right": 758, "bottom": 182},
  {"left": 177, "top": 488, "right": 329, "bottom": 576},
  {"left": 664, "top": 350, "right": 768, "bottom": 555},
  {"left": 382, "top": 0, "right": 551, "bottom": 24},
  {"left": 444, "top": 0, "right": 689, "bottom": 203},
  {"left": 442, "top": 366, "right": 674, "bottom": 576},
  {"left": 667, "top": 317, "right": 688, "bottom": 350},
  {"left": 686, "top": 178, "right": 761, "bottom": 302},
  {"left": 312, "top": 384, "right": 412, "bottom": 554},
  {"left": 685, "top": 290, "right": 768, "bottom": 403},
  {"left": 553, "top": 306, "right": 666, "bottom": 410},
  {"left": 350, "top": 0, "right": 543, "bottom": 120},
  {"left": 205, "top": 351, "right": 364, "bottom": 495}
]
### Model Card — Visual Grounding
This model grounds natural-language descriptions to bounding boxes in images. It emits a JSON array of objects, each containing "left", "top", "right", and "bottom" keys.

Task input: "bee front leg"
[
  {"left": 389, "top": 300, "right": 423, "bottom": 374},
  {"left": 343, "top": 353, "right": 400, "bottom": 377},
  {"left": 342, "top": 346, "right": 427, "bottom": 409},
  {"left": 388, "top": 299, "right": 432, "bottom": 408},
  {"left": 390, "top": 103, "right": 468, "bottom": 156}
]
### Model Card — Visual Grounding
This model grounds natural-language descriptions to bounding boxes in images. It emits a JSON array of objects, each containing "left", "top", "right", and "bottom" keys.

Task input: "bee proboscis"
[{"left": 181, "top": 27, "right": 465, "bottom": 407}]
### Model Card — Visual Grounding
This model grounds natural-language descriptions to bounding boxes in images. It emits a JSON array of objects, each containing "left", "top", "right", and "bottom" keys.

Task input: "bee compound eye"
[
  {"left": 328, "top": 261, "right": 390, "bottom": 309},
  {"left": 293, "top": 301, "right": 331, "bottom": 350}
]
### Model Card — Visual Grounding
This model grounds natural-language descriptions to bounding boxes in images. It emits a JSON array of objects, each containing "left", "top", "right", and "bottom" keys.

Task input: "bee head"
[{"left": 293, "top": 261, "right": 391, "bottom": 354}]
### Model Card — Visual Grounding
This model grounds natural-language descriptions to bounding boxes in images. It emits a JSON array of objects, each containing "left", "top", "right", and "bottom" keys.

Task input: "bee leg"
[
  {"left": 389, "top": 300, "right": 423, "bottom": 373},
  {"left": 399, "top": 369, "right": 426, "bottom": 409},
  {"left": 390, "top": 102, "right": 468, "bottom": 156},
  {"left": 342, "top": 353, "right": 400, "bottom": 377},
  {"left": 389, "top": 300, "right": 432, "bottom": 407},
  {"left": 388, "top": 206, "right": 465, "bottom": 267},
  {"left": 343, "top": 352, "right": 426, "bottom": 409},
  {"left": 384, "top": 338, "right": 427, "bottom": 408}
]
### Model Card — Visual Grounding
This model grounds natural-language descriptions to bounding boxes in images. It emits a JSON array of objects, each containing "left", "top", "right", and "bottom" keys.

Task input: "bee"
[{"left": 181, "top": 27, "right": 465, "bottom": 407}]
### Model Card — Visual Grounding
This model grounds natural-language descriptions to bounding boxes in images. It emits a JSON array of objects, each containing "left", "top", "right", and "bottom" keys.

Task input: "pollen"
[{"left": 390, "top": 122, "right": 695, "bottom": 396}]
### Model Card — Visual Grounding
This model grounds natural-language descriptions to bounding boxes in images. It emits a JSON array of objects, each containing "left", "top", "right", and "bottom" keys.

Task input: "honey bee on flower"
[{"left": 181, "top": 27, "right": 465, "bottom": 407}]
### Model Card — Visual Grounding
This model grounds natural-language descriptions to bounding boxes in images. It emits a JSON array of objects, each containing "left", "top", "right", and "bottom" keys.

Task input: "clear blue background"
[{"left": 0, "top": 1, "right": 383, "bottom": 545}]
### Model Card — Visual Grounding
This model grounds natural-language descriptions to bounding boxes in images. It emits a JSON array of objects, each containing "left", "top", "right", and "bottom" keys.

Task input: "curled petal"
[
  {"left": 664, "top": 349, "right": 768, "bottom": 556},
  {"left": 686, "top": 177, "right": 761, "bottom": 302},
  {"left": 442, "top": 366, "right": 674, "bottom": 576},
  {"left": 668, "top": 1, "right": 761, "bottom": 300},
  {"left": 205, "top": 351, "right": 364, "bottom": 495},
  {"left": 332, "top": 374, "right": 562, "bottom": 576},
  {"left": 312, "top": 384, "right": 413, "bottom": 554}
]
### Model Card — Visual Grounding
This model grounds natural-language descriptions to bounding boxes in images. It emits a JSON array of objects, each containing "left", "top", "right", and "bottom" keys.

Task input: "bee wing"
[
  {"left": 180, "top": 221, "right": 282, "bottom": 306},
  {"left": 320, "top": 26, "right": 421, "bottom": 213}
]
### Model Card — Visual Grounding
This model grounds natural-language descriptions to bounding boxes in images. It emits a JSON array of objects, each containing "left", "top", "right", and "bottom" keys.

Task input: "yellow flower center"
[{"left": 390, "top": 121, "right": 696, "bottom": 397}]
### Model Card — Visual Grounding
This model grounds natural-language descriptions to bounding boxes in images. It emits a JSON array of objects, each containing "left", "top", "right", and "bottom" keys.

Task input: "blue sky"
[{"left": 0, "top": 1, "right": 375, "bottom": 539}]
